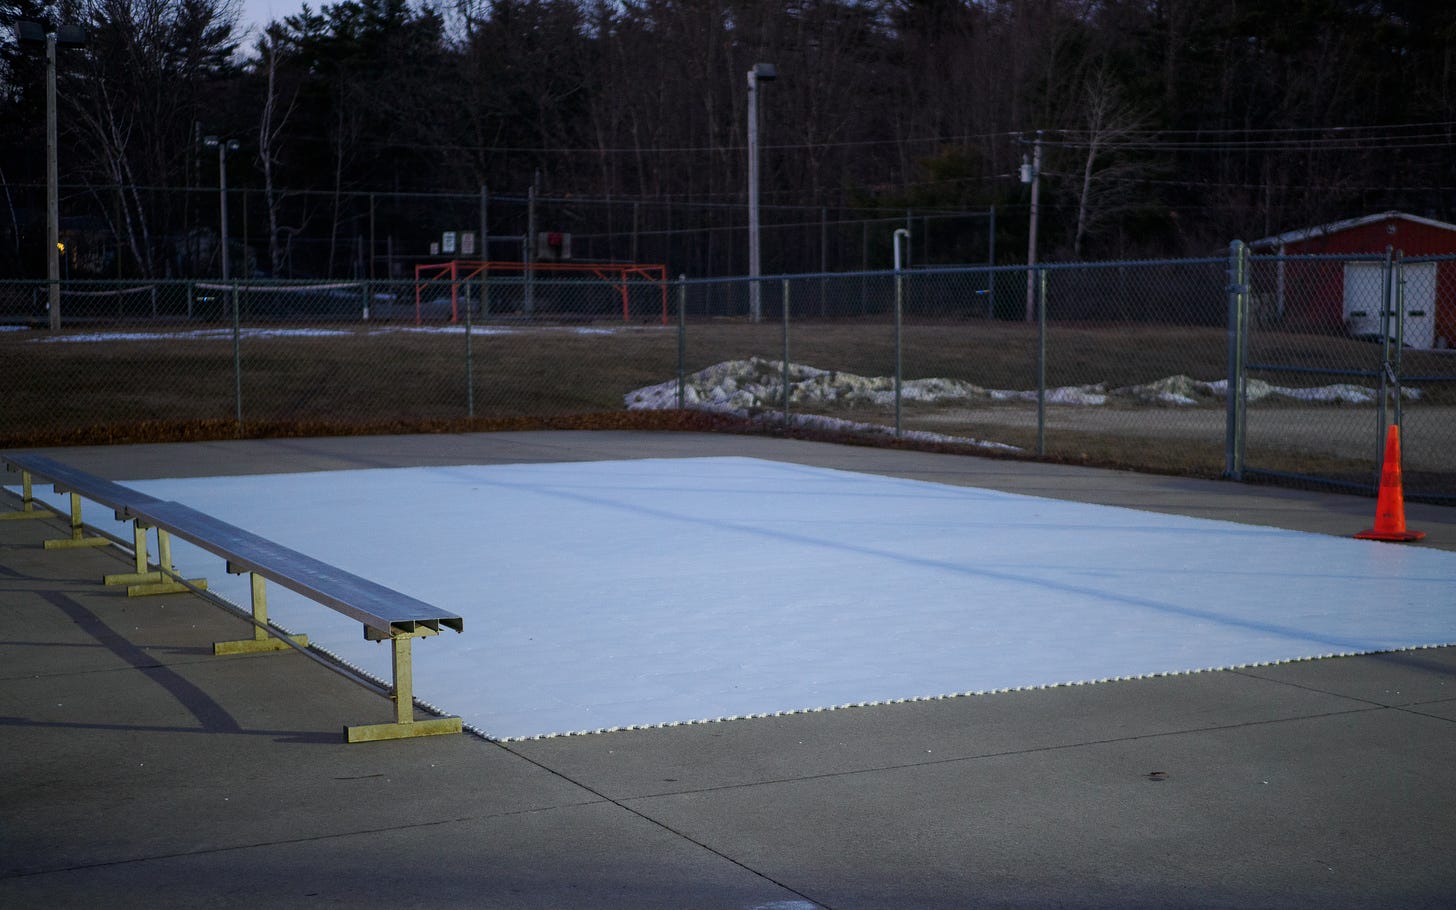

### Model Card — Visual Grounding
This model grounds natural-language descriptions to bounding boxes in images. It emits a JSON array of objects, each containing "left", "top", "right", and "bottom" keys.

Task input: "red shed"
[{"left": 1251, "top": 211, "right": 1456, "bottom": 349}]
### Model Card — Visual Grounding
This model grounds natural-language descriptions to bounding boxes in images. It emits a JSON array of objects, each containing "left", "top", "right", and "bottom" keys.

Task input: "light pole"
[
  {"left": 16, "top": 20, "right": 86, "bottom": 331},
  {"left": 747, "top": 62, "right": 776, "bottom": 323},
  {"left": 203, "top": 136, "right": 241, "bottom": 280},
  {"left": 1020, "top": 130, "right": 1043, "bottom": 323}
]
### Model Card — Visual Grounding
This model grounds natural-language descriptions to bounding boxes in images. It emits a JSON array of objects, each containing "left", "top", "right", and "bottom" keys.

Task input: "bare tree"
[
  {"left": 1068, "top": 68, "right": 1146, "bottom": 258},
  {"left": 254, "top": 28, "right": 303, "bottom": 276},
  {"left": 65, "top": 0, "right": 240, "bottom": 276}
]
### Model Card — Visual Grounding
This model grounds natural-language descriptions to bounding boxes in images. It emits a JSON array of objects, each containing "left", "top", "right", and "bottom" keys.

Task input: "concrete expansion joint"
[
  {"left": 582, "top": 703, "right": 1403, "bottom": 805},
  {"left": 1392, "top": 702, "right": 1456, "bottom": 723},
  {"left": 490, "top": 738, "right": 821, "bottom": 906},
  {"left": 0, "top": 802, "right": 610, "bottom": 883}
]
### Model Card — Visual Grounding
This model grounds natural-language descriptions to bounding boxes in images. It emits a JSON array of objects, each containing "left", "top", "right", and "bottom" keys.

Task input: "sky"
[{"left": 238, "top": 0, "right": 302, "bottom": 36}]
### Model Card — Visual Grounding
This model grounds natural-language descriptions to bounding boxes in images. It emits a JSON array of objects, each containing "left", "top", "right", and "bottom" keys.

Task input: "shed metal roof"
[{"left": 1250, "top": 211, "right": 1456, "bottom": 250}]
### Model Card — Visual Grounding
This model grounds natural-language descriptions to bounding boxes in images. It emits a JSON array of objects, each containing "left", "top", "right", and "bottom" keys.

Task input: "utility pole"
[
  {"left": 44, "top": 31, "right": 59, "bottom": 327},
  {"left": 203, "top": 137, "right": 241, "bottom": 279},
  {"left": 1021, "top": 130, "right": 1043, "bottom": 323},
  {"left": 16, "top": 21, "right": 85, "bottom": 330},
  {"left": 747, "top": 62, "right": 777, "bottom": 323}
]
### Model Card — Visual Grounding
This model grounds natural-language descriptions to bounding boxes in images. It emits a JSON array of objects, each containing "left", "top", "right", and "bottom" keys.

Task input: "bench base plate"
[
  {"left": 105, "top": 569, "right": 164, "bottom": 586},
  {"left": 0, "top": 509, "right": 57, "bottom": 521},
  {"left": 345, "top": 716, "right": 463, "bottom": 743},
  {"left": 127, "top": 578, "right": 207, "bottom": 597},
  {"left": 213, "top": 634, "right": 309, "bottom": 655},
  {"left": 44, "top": 536, "right": 110, "bottom": 550}
]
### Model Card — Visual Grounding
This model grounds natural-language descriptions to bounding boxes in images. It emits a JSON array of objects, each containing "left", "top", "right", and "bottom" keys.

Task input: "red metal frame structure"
[{"left": 412, "top": 260, "right": 669, "bottom": 326}]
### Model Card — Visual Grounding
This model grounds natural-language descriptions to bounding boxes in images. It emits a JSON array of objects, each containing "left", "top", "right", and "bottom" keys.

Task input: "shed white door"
[
  {"left": 1343, "top": 262, "right": 1436, "bottom": 349},
  {"left": 1399, "top": 261, "right": 1437, "bottom": 349}
]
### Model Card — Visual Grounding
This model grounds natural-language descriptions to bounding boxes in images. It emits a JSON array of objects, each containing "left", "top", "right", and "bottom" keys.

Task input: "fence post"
[
  {"left": 1224, "top": 240, "right": 1249, "bottom": 480},
  {"left": 782, "top": 278, "right": 791, "bottom": 426},
  {"left": 1036, "top": 268, "right": 1047, "bottom": 456},
  {"left": 986, "top": 205, "right": 997, "bottom": 319},
  {"left": 677, "top": 275, "right": 686, "bottom": 410},
  {"left": 1392, "top": 251, "right": 1406, "bottom": 432},
  {"left": 464, "top": 272, "right": 475, "bottom": 419},
  {"left": 893, "top": 228, "right": 909, "bottom": 437},
  {"left": 524, "top": 183, "right": 536, "bottom": 316},
  {"left": 1375, "top": 246, "right": 1395, "bottom": 471},
  {"left": 231, "top": 281, "right": 243, "bottom": 434}
]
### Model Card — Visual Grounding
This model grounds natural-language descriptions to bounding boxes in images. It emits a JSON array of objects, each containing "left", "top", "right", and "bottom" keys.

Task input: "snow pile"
[
  {"left": 29, "top": 324, "right": 653, "bottom": 343},
  {"left": 28, "top": 324, "right": 658, "bottom": 342},
  {"left": 626, "top": 357, "right": 1421, "bottom": 414},
  {"left": 625, "top": 358, "right": 1018, "bottom": 450},
  {"left": 34, "top": 327, "right": 354, "bottom": 343},
  {"left": 383, "top": 325, "right": 519, "bottom": 337}
]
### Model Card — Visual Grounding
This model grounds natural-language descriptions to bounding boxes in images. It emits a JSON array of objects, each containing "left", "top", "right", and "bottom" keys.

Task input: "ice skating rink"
[{"left": 106, "top": 456, "right": 1456, "bottom": 740}]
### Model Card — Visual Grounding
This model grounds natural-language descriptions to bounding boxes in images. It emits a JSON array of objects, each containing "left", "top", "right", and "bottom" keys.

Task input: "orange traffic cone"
[{"left": 1355, "top": 424, "right": 1425, "bottom": 542}]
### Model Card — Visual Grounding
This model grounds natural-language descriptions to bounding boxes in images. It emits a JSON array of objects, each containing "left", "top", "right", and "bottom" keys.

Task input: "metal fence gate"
[{"left": 1232, "top": 243, "right": 1456, "bottom": 500}]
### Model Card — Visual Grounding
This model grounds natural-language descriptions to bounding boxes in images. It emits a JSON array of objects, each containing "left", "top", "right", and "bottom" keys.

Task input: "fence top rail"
[
  {"left": 1248, "top": 252, "right": 1392, "bottom": 263},
  {"left": 4, "top": 452, "right": 163, "bottom": 515},
  {"left": 0, "top": 256, "right": 1232, "bottom": 292},
  {"left": 122, "top": 498, "right": 463, "bottom": 638},
  {"left": 1029, "top": 256, "right": 1226, "bottom": 272},
  {"left": 674, "top": 256, "right": 1227, "bottom": 287}
]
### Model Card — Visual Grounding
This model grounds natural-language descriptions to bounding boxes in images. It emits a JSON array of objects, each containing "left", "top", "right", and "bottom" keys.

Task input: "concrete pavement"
[{"left": 3, "top": 432, "right": 1454, "bottom": 908}]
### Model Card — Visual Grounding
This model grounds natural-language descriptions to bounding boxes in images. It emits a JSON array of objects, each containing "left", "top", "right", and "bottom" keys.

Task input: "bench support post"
[
  {"left": 104, "top": 522, "right": 163, "bottom": 585},
  {"left": 119, "top": 527, "right": 208, "bottom": 596},
  {"left": 42, "top": 492, "right": 109, "bottom": 549},
  {"left": 345, "top": 627, "right": 462, "bottom": 743},
  {"left": 213, "top": 572, "right": 308, "bottom": 655},
  {"left": 0, "top": 471, "right": 58, "bottom": 521}
]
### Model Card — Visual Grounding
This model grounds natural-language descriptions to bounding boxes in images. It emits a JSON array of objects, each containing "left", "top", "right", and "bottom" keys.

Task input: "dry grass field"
[{"left": 3, "top": 317, "right": 1452, "bottom": 497}]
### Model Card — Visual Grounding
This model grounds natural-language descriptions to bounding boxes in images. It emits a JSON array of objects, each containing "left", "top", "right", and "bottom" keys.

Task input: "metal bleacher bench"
[{"left": 3, "top": 452, "right": 464, "bottom": 743}]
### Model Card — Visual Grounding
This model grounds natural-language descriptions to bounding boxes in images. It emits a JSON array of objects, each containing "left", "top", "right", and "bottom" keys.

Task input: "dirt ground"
[
  {"left": 2, "top": 318, "right": 1451, "bottom": 496},
  {"left": 900, "top": 404, "right": 1450, "bottom": 474}
]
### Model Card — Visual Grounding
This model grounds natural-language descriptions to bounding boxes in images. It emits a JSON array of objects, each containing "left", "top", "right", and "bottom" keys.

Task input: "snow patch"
[
  {"left": 34, "top": 327, "right": 353, "bottom": 343},
  {"left": 626, "top": 358, "right": 1421, "bottom": 416},
  {"left": 625, "top": 358, "right": 1018, "bottom": 450},
  {"left": 30, "top": 324, "right": 658, "bottom": 342}
]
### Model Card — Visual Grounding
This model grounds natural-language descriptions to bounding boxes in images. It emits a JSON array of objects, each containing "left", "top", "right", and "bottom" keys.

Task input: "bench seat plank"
[
  {"left": 5, "top": 452, "right": 163, "bottom": 515},
  {"left": 123, "top": 499, "right": 463, "bottom": 637}
]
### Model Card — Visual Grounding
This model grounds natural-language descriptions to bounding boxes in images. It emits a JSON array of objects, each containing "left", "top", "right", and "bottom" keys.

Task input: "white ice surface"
[{"left": 37, "top": 457, "right": 1456, "bottom": 740}]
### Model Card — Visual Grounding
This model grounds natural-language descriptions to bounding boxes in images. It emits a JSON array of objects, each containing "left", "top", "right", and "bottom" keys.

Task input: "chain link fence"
[
  {"left": 1239, "top": 248, "right": 1456, "bottom": 497},
  {"left": 2, "top": 249, "right": 1454, "bottom": 501},
  {"left": 664, "top": 259, "right": 1235, "bottom": 479}
]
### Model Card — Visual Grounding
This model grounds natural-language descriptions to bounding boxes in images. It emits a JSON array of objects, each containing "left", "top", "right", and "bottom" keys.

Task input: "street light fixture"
[
  {"left": 203, "top": 136, "right": 241, "bottom": 280},
  {"left": 16, "top": 19, "right": 86, "bottom": 331},
  {"left": 747, "top": 62, "right": 776, "bottom": 323}
]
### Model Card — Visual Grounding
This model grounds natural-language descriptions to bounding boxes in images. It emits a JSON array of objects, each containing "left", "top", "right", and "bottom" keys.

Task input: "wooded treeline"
[{"left": 3, "top": 0, "right": 1455, "bottom": 280}]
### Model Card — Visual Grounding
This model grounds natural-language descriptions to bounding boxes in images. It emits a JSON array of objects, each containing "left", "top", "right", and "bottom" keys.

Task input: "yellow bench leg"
[
  {"left": 345, "top": 630, "right": 462, "bottom": 743},
  {"left": 43, "top": 493, "right": 109, "bottom": 549},
  {"left": 213, "top": 573, "right": 308, "bottom": 655},
  {"left": 124, "top": 528, "right": 207, "bottom": 596},
  {"left": 104, "top": 522, "right": 164, "bottom": 586},
  {"left": 0, "top": 471, "right": 58, "bottom": 521}
]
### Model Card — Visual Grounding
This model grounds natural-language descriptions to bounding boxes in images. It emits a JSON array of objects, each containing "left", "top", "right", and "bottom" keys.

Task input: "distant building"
[{"left": 1251, "top": 211, "right": 1456, "bottom": 349}]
